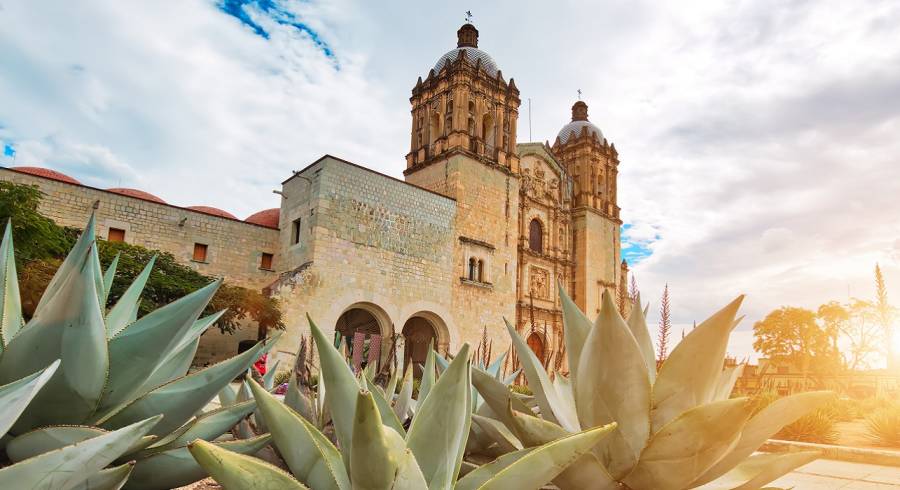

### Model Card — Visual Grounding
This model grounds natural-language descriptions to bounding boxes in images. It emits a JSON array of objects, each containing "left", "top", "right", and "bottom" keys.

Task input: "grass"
[
  {"left": 776, "top": 409, "right": 838, "bottom": 444},
  {"left": 865, "top": 406, "right": 900, "bottom": 447}
]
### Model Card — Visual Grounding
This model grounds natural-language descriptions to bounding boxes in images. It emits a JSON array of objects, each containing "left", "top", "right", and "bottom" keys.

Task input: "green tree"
[
  {"left": 0, "top": 182, "right": 75, "bottom": 266},
  {"left": 753, "top": 306, "right": 841, "bottom": 382}
]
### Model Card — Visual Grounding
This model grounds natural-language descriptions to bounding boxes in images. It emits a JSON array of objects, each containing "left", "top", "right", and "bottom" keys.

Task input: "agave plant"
[
  {"left": 191, "top": 316, "right": 620, "bottom": 489},
  {"left": 0, "top": 216, "right": 277, "bottom": 489},
  {"left": 470, "top": 286, "right": 835, "bottom": 490}
]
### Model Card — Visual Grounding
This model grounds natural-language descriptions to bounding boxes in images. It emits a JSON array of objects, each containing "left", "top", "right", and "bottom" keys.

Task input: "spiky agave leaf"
[
  {"left": 98, "top": 278, "right": 222, "bottom": 413},
  {"left": 248, "top": 378, "right": 350, "bottom": 490},
  {"left": 100, "top": 252, "right": 120, "bottom": 308},
  {"left": 504, "top": 318, "right": 579, "bottom": 432},
  {"left": 695, "top": 451, "right": 819, "bottom": 490},
  {"left": 625, "top": 292, "right": 656, "bottom": 383},
  {"left": 623, "top": 398, "right": 755, "bottom": 490},
  {"left": 558, "top": 281, "right": 591, "bottom": 390},
  {"left": 418, "top": 338, "right": 437, "bottom": 401},
  {"left": 350, "top": 389, "right": 410, "bottom": 489},
  {"left": 97, "top": 334, "right": 279, "bottom": 437},
  {"left": 105, "top": 255, "right": 155, "bottom": 337},
  {"left": 454, "top": 423, "right": 617, "bottom": 490},
  {"left": 5, "top": 425, "right": 154, "bottom": 462},
  {"left": 393, "top": 364, "right": 414, "bottom": 421},
  {"left": 125, "top": 434, "right": 272, "bottom": 490},
  {"left": 76, "top": 461, "right": 134, "bottom": 490},
  {"left": 359, "top": 371, "right": 405, "bottom": 435},
  {"left": 0, "top": 415, "right": 161, "bottom": 490},
  {"left": 136, "top": 399, "right": 257, "bottom": 456},
  {"left": 190, "top": 439, "right": 309, "bottom": 489},
  {"left": 651, "top": 296, "right": 744, "bottom": 433},
  {"left": 0, "top": 221, "right": 23, "bottom": 349},
  {"left": 308, "top": 314, "right": 361, "bottom": 471},
  {"left": 470, "top": 366, "right": 531, "bottom": 431},
  {"left": 0, "top": 237, "right": 109, "bottom": 432},
  {"left": 0, "top": 360, "right": 59, "bottom": 439},
  {"left": 32, "top": 212, "right": 96, "bottom": 315},
  {"left": 406, "top": 343, "right": 472, "bottom": 489},
  {"left": 575, "top": 291, "right": 650, "bottom": 479}
]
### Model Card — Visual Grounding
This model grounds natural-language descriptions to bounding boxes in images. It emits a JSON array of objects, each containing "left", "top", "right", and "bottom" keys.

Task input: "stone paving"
[{"left": 773, "top": 459, "right": 900, "bottom": 488}]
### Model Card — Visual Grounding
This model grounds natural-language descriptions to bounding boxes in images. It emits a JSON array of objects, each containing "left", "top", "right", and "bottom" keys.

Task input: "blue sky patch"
[
  {"left": 621, "top": 223, "right": 656, "bottom": 265},
  {"left": 217, "top": 0, "right": 335, "bottom": 59}
]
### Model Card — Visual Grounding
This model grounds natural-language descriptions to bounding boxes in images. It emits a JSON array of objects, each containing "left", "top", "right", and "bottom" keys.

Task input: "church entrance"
[
  {"left": 336, "top": 307, "right": 383, "bottom": 372},
  {"left": 526, "top": 332, "right": 545, "bottom": 362},
  {"left": 402, "top": 316, "right": 438, "bottom": 377}
]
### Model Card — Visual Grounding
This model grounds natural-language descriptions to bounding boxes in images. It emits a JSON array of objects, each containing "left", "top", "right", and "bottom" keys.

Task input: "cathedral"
[{"left": 0, "top": 22, "right": 626, "bottom": 372}]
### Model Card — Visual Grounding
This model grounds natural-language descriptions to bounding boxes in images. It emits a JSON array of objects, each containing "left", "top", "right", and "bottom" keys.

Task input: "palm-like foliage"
[
  {"left": 192, "top": 316, "right": 619, "bottom": 489},
  {"left": 470, "top": 286, "right": 834, "bottom": 489},
  {"left": 0, "top": 216, "right": 277, "bottom": 489}
]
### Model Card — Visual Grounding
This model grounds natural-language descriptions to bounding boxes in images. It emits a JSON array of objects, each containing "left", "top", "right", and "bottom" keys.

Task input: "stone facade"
[{"left": 0, "top": 22, "right": 627, "bottom": 374}]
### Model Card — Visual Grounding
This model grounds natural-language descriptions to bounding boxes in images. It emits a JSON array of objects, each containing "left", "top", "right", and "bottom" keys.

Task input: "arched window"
[
  {"left": 468, "top": 100, "right": 475, "bottom": 114},
  {"left": 468, "top": 257, "right": 478, "bottom": 281},
  {"left": 467, "top": 117, "right": 476, "bottom": 136},
  {"left": 477, "top": 259, "right": 485, "bottom": 282},
  {"left": 529, "top": 219, "right": 543, "bottom": 253},
  {"left": 482, "top": 114, "right": 495, "bottom": 148},
  {"left": 429, "top": 113, "right": 440, "bottom": 147}
]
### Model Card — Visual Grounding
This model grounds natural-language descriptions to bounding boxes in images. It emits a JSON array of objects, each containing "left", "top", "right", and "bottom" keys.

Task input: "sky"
[{"left": 2, "top": 0, "right": 900, "bottom": 361}]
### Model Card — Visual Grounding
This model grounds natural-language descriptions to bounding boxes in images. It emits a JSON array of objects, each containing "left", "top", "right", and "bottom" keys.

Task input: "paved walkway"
[{"left": 773, "top": 459, "right": 900, "bottom": 488}]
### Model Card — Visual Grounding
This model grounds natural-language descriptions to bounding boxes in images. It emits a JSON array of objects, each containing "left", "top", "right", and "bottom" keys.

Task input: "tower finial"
[
  {"left": 457, "top": 19, "right": 479, "bottom": 48},
  {"left": 577, "top": 88, "right": 582, "bottom": 101},
  {"left": 465, "top": 10, "right": 473, "bottom": 24}
]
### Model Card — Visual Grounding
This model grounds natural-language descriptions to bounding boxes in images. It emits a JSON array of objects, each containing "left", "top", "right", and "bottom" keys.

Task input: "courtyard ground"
[{"left": 771, "top": 459, "right": 900, "bottom": 489}]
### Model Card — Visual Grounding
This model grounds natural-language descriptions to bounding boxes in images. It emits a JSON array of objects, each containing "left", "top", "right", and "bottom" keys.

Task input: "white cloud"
[{"left": 2, "top": 0, "right": 899, "bottom": 355}]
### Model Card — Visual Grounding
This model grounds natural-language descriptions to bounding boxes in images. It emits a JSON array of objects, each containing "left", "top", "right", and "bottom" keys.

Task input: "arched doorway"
[
  {"left": 527, "top": 332, "right": 544, "bottom": 362},
  {"left": 336, "top": 306, "right": 386, "bottom": 372},
  {"left": 402, "top": 316, "right": 438, "bottom": 377}
]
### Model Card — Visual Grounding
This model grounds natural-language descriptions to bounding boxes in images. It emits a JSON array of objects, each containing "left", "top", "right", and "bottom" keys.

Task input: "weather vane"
[
  {"left": 577, "top": 88, "right": 582, "bottom": 100},
  {"left": 465, "top": 10, "right": 473, "bottom": 23}
]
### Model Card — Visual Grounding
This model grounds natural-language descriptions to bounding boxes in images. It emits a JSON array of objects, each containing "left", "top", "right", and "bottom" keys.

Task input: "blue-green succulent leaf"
[
  {"left": 189, "top": 438, "right": 308, "bottom": 489},
  {"left": 105, "top": 255, "right": 156, "bottom": 337},
  {"left": 0, "top": 360, "right": 59, "bottom": 439},
  {"left": 0, "top": 221, "right": 23, "bottom": 348},
  {"left": 101, "top": 252, "right": 120, "bottom": 309}
]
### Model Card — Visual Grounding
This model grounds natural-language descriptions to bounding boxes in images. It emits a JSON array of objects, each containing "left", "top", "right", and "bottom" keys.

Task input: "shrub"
[
  {"left": 272, "top": 369, "right": 292, "bottom": 387},
  {"left": 776, "top": 409, "right": 838, "bottom": 444},
  {"left": 820, "top": 397, "right": 860, "bottom": 422},
  {"left": 866, "top": 407, "right": 900, "bottom": 447},
  {"left": 509, "top": 383, "right": 533, "bottom": 396}
]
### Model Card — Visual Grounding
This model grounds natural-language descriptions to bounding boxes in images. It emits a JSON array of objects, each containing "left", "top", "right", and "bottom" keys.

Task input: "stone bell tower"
[
  {"left": 403, "top": 22, "right": 522, "bottom": 359},
  {"left": 552, "top": 101, "right": 623, "bottom": 317}
]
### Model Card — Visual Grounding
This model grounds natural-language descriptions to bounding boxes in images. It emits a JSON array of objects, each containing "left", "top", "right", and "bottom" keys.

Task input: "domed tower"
[
  {"left": 405, "top": 22, "right": 521, "bottom": 176},
  {"left": 552, "top": 101, "right": 623, "bottom": 316},
  {"left": 404, "top": 22, "right": 522, "bottom": 357}
]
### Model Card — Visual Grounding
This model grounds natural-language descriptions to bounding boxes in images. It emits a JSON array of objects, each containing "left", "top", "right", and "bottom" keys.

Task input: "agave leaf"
[
  {"left": 6, "top": 425, "right": 153, "bottom": 462},
  {"left": 558, "top": 281, "right": 591, "bottom": 389},
  {"left": 263, "top": 359, "right": 282, "bottom": 390},
  {"left": 385, "top": 363, "right": 400, "bottom": 398},
  {"left": 434, "top": 351, "right": 450, "bottom": 373},
  {"left": 461, "top": 423, "right": 616, "bottom": 490},
  {"left": 73, "top": 461, "right": 133, "bottom": 490},
  {"left": 0, "top": 240, "right": 108, "bottom": 431},
  {"left": 624, "top": 398, "right": 754, "bottom": 490},
  {"left": 453, "top": 448, "right": 534, "bottom": 490},
  {"left": 393, "top": 365, "right": 414, "bottom": 421},
  {"left": 651, "top": 296, "right": 744, "bottom": 433},
  {"left": 218, "top": 383, "right": 238, "bottom": 407},
  {"left": 189, "top": 438, "right": 308, "bottom": 489},
  {"left": 142, "top": 399, "right": 257, "bottom": 455},
  {"left": 692, "top": 391, "right": 834, "bottom": 486},
  {"left": 406, "top": 344, "right": 472, "bottom": 489},
  {"left": 505, "top": 318, "right": 579, "bottom": 432},
  {"left": 350, "top": 389, "right": 406, "bottom": 489},
  {"left": 135, "top": 310, "right": 226, "bottom": 397},
  {"left": 248, "top": 378, "right": 350, "bottom": 490},
  {"left": 89, "top": 243, "right": 106, "bottom": 308},
  {"left": 359, "top": 372, "right": 405, "bottom": 435},
  {"left": 100, "top": 279, "right": 221, "bottom": 412},
  {"left": 98, "top": 334, "right": 277, "bottom": 437},
  {"left": 285, "top": 376, "right": 316, "bottom": 423},
  {"left": 0, "top": 415, "right": 160, "bottom": 490},
  {"left": 472, "top": 414, "right": 522, "bottom": 453},
  {"left": 486, "top": 350, "right": 507, "bottom": 379},
  {"left": 391, "top": 444, "right": 429, "bottom": 490},
  {"left": 0, "top": 221, "right": 23, "bottom": 347},
  {"left": 309, "top": 315, "right": 361, "bottom": 471},
  {"left": 696, "top": 451, "right": 819, "bottom": 490},
  {"left": 100, "top": 252, "right": 120, "bottom": 308},
  {"left": 471, "top": 366, "right": 531, "bottom": 431},
  {"left": 0, "top": 360, "right": 59, "bottom": 439},
  {"left": 33, "top": 212, "right": 96, "bottom": 315},
  {"left": 126, "top": 434, "right": 271, "bottom": 490},
  {"left": 552, "top": 373, "right": 576, "bottom": 418},
  {"left": 105, "top": 255, "right": 156, "bottom": 337},
  {"left": 625, "top": 292, "right": 656, "bottom": 383},
  {"left": 418, "top": 338, "right": 436, "bottom": 402},
  {"left": 507, "top": 407, "right": 617, "bottom": 490},
  {"left": 712, "top": 363, "right": 744, "bottom": 402},
  {"left": 575, "top": 290, "right": 650, "bottom": 479}
]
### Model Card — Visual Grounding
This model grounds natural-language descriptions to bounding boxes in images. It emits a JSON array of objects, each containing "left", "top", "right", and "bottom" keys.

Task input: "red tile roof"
[
  {"left": 11, "top": 166, "right": 81, "bottom": 185},
  {"left": 106, "top": 187, "right": 167, "bottom": 204},
  {"left": 244, "top": 208, "right": 279, "bottom": 228},
  {"left": 186, "top": 205, "right": 238, "bottom": 220}
]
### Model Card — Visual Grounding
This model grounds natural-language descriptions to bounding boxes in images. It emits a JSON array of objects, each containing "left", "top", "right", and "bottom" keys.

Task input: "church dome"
[
  {"left": 245, "top": 208, "right": 280, "bottom": 228},
  {"left": 107, "top": 187, "right": 167, "bottom": 204},
  {"left": 11, "top": 166, "right": 81, "bottom": 185},
  {"left": 186, "top": 206, "right": 237, "bottom": 220},
  {"left": 557, "top": 101, "right": 604, "bottom": 145},
  {"left": 432, "top": 23, "right": 499, "bottom": 77}
]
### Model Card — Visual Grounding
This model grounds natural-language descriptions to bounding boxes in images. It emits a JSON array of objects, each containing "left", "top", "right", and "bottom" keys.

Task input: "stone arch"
[
  {"left": 335, "top": 301, "right": 393, "bottom": 371},
  {"left": 399, "top": 310, "right": 452, "bottom": 370},
  {"left": 526, "top": 331, "right": 545, "bottom": 362},
  {"left": 482, "top": 113, "right": 495, "bottom": 148}
]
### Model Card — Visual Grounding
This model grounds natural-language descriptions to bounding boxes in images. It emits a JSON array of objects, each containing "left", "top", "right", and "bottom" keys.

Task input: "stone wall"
[
  {"left": 270, "top": 156, "right": 460, "bottom": 366},
  {"left": 0, "top": 168, "right": 280, "bottom": 364}
]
